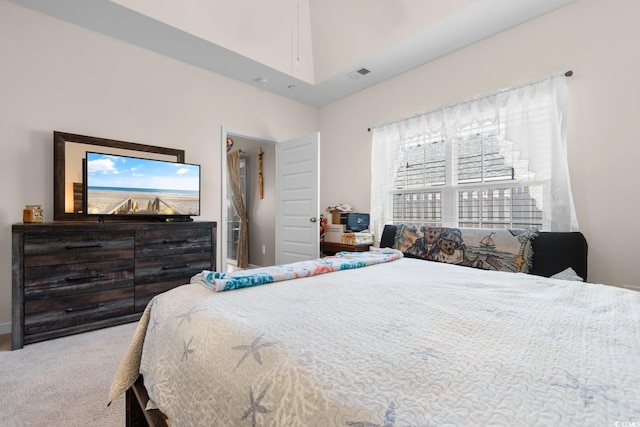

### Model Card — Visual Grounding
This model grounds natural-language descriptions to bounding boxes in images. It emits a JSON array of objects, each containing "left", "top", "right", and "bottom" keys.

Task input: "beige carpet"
[{"left": 0, "top": 322, "right": 138, "bottom": 426}]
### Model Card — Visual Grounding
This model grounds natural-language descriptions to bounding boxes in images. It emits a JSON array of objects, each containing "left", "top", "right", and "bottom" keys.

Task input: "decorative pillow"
[
  {"left": 392, "top": 225, "right": 538, "bottom": 273},
  {"left": 550, "top": 267, "right": 584, "bottom": 282}
]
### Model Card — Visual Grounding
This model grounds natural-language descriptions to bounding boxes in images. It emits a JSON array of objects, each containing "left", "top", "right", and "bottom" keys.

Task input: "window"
[
  {"left": 391, "top": 119, "right": 543, "bottom": 229},
  {"left": 370, "top": 73, "right": 577, "bottom": 237}
]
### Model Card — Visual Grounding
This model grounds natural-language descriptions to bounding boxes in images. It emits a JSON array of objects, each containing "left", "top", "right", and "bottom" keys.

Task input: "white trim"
[
  {"left": 0, "top": 322, "right": 11, "bottom": 336},
  {"left": 220, "top": 127, "right": 228, "bottom": 273}
]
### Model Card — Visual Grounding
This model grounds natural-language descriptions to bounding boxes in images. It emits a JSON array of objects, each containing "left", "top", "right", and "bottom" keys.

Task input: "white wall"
[
  {"left": 0, "top": 1, "right": 318, "bottom": 330},
  {"left": 111, "top": 0, "right": 316, "bottom": 84},
  {"left": 318, "top": 0, "right": 640, "bottom": 290}
]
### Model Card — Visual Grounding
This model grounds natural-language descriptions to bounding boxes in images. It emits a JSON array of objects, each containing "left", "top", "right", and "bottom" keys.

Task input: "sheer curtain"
[
  {"left": 227, "top": 150, "right": 249, "bottom": 269},
  {"left": 370, "top": 73, "right": 578, "bottom": 239}
]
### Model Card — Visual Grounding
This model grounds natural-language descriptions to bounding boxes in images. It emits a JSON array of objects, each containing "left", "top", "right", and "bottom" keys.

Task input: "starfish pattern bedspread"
[{"left": 109, "top": 256, "right": 640, "bottom": 426}]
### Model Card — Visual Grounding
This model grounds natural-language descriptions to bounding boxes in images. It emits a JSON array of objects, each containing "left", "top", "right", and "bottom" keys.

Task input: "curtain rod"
[{"left": 367, "top": 70, "right": 574, "bottom": 132}]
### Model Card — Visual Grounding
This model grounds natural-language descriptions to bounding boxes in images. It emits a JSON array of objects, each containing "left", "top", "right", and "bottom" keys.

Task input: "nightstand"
[{"left": 320, "top": 241, "right": 370, "bottom": 256}]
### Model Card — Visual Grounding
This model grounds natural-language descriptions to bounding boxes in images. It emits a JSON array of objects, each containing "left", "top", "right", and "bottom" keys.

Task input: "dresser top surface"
[{"left": 13, "top": 221, "right": 217, "bottom": 233}]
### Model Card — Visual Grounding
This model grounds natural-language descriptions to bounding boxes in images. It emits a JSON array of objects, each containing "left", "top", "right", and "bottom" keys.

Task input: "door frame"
[{"left": 220, "top": 127, "right": 276, "bottom": 273}]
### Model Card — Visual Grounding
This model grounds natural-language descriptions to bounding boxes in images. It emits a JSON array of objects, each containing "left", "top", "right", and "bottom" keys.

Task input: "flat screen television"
[{"left": 84, "top": 151, "right": 201, "bottom": 221}]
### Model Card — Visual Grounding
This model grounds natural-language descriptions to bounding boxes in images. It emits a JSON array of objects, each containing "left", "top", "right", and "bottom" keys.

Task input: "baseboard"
[
  {"left": 0, "top": 322, "right": 11, "bottom": 336},
  {"left": 624, "top": 283, "right": 640, "bottom": 292}
]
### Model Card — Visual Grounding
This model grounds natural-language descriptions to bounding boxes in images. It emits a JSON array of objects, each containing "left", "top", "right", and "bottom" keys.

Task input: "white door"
[{"left": 275, "top": 132, "right": 320, "bottom": 264}]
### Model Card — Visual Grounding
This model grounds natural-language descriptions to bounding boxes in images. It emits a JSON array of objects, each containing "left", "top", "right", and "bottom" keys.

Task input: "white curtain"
[{"left": 370, "top": 73, "right": 578, "bottom": 239}]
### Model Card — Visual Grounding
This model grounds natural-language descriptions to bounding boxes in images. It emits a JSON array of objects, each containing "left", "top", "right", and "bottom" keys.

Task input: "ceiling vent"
[{"left": 346, "top": 67, "right": 371, "bottom": 80}]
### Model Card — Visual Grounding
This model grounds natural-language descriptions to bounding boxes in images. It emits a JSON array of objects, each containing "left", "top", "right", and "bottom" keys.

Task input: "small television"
[
  {"left": 340, "top": 212, "right": 370, "bottom": 232},
  {"left": 84, "top": 151, "right": 201, "bottom": 221}
]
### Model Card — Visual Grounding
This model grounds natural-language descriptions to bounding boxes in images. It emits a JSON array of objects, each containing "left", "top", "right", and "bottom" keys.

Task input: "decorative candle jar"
[{"left": 23, "top": 205, "right": 44, "bottom": 223}]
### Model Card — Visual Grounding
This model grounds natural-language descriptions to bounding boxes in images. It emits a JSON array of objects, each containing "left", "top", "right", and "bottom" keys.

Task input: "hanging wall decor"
[
  {"left": 258, "top": 148, "right": 264, "bottom": 199},
  {"left": 226, "top": 137, "right": 234, "bottom": 152}
]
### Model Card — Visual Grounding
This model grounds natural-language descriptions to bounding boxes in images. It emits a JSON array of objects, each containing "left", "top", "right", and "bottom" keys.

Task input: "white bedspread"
[{"left": 109, "top": 257, "right": 640, "bottom": 426}]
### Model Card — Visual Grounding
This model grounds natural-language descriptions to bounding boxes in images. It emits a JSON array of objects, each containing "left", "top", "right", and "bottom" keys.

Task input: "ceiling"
[{"left": 10, "top": 0, "right": 576, "bottom": 107}]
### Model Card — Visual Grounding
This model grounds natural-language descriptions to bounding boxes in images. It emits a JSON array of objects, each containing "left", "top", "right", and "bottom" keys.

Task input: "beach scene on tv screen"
[{"left": 86, "top": 152, "right": 200, "bottom": 216}]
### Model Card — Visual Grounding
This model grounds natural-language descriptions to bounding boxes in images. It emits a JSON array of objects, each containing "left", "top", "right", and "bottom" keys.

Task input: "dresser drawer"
[
  {"left": 24, "top": 259, "right": 134, "bottom": 299},
  {"left": 135, "top": 227, "right": 212, "bottom": 258},
  {"left": 12, "top": 221, "right": 216, "bottom": 349},
  {"left": 24, "top": 231, "right": 134, "bottom": 267},
  {"left": 24, "top": 287, "right": 135, "bottom": 336},
  {"left": 134, "top": 252, "right": 212, "bottom": 311}
]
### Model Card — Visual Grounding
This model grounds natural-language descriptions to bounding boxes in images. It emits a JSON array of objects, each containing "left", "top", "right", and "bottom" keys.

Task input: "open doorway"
[{"left": 221, "top": 131, "right": 276, "bottom": 272}]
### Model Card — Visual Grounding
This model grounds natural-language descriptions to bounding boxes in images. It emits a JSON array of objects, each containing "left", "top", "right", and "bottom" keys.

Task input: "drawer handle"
[
  {"left": 65, "top": 243, "right": 104, "bottom": 250},
  {"left": 65, "top": 302, "right": 105, "bottom": 313},
  {"left": 162, "top": 263, "right": 191, "bottom": 270},
  {"left": 161, "top": 239, "right": 192, "bottom": 244},
  {"left": 65, "top": 273, "right": 105, "bottom": 282}
]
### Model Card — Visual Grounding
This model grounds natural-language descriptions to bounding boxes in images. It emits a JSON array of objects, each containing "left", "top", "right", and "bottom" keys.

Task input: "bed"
[{"left": 109, "top": 225, "right": 640, "bottom": 426}]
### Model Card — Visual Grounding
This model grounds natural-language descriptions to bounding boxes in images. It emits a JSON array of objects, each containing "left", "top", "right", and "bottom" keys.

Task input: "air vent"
[{"left": 346, "top": 67, "right": 371, "bottom": 80}]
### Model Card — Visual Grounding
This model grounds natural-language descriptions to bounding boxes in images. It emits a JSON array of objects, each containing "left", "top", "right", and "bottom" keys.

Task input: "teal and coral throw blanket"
[{"left": 192, "top": 249, "right": 403, "bottom": 292}]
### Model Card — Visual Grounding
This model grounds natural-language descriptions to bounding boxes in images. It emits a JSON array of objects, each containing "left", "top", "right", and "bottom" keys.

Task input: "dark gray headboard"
[{"left": 379, "top": 225, "right": 588, "bottom": 281}]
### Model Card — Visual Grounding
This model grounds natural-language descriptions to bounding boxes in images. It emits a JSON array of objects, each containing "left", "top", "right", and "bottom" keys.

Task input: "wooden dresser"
[{"left": 11, "top": 221, "right": 217, "bottom": 349}]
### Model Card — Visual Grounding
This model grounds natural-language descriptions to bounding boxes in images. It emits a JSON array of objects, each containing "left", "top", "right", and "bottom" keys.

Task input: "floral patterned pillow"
[{"left": 392, "top": 225, "right": 538, "bottom": 273}]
